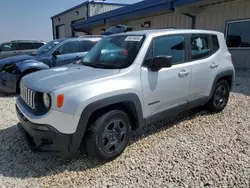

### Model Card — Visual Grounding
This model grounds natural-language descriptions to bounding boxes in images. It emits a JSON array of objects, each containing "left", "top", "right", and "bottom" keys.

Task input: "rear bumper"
[
  {"left": 0, "top": 71, "right": 18, "bottom": 93},
  {"left": 16, "top": 105, "right": 75, "bottom": 156}
]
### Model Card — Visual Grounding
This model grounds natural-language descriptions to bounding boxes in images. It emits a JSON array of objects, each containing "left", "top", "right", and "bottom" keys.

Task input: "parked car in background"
[
  {"left": 0, "top": 40, "right": 46, "bottom": 60},
  {"left": 16, "top": 29, "right": 235, "bottom": 161},
  {"left": 101, "top": 24, "right": 133, "bottom": 35},
  {"left": 0, "top": 36, "right": 101, "bottom": 93}
]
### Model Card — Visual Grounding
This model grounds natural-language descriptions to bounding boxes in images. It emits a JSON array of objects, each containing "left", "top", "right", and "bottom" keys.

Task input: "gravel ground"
[{"left": 0, "top": 74, "right": 250, "bottom": 188}]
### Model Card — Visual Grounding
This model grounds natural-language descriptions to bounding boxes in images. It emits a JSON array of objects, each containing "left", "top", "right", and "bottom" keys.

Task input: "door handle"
[
  {"left": 178, "top": 69, "right": 190, "bottom": 77},
  {"left": 210, "top": 62, "right": 219, "bottom": 69}
]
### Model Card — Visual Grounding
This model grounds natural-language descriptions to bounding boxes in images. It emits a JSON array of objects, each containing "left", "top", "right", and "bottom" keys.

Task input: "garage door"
[
  {"left": 226, "top": 19, "right": 250, "bottom": 69},
  {"left": 56, "top": 25, "right": 66, "bottom": 39}
]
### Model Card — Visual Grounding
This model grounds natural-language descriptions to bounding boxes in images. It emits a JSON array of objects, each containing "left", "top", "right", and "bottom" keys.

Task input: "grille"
[{"left": 20, "top": 82, "right": 36, "bottom": 110}]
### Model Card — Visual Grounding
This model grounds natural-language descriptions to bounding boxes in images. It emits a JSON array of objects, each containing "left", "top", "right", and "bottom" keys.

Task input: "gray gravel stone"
[{"left": 0, "top": 75, "right": 249, "bottom": 188}]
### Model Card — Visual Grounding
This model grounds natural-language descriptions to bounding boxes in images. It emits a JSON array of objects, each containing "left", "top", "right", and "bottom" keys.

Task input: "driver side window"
[
  {"left": 0, "top": 43, "right": 16, "bottom": 52},
  {"left": 153, "top": 35, "right": 185, "bottom": 65},
  {"left": 55, "top": 41, "right": 79, "bottom": 55}
]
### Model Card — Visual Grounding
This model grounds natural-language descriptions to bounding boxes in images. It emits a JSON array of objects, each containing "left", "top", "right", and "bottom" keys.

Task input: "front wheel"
[
  {"left": 85, "top": 110, "right": 131, "bottom": 161},
  {"left": 206, "top": 80, "right": 230, "bottom": 113}
]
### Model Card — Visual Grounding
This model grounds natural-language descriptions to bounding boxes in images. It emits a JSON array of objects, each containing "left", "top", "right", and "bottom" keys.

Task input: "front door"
[
  {"left": 141, "top": 34, "right": 191, "bottom": 119},
  {"left": 52, "top": 41, "right": 82, "bottom": 67}
]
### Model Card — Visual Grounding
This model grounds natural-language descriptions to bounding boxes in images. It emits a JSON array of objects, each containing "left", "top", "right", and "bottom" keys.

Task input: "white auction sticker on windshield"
[{"left": 125, "top": 36, "right": 143, "bottom": 42}]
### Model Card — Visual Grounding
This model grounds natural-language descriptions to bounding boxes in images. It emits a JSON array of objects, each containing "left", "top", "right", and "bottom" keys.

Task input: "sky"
[{"left": 0, "top": 0, "right": 142, "bottom": 43}]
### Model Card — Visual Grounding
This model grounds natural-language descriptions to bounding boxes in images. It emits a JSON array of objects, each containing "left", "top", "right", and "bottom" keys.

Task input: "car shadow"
[
  {"left": 0, "top": 92, "right": 16, "bottom": 98},
  {"left": 0, "top": 107, "right": 209, "bottom": 179}
]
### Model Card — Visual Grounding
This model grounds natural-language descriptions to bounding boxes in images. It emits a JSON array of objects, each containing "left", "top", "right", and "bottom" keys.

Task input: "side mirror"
[{"left": 150, "top": 56, "right": 172, "bottom": 71}]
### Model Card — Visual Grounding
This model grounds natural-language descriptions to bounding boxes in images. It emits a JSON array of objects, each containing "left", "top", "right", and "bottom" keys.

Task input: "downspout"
[
  {"left": 86, "top": 2, "right": 89, "bottom": 19},
  {"left": 51, "top": 18, "right": 55, "bottom": 39},
  {"left": 183, "top": 13, "right": 196, "bottom": 29}
]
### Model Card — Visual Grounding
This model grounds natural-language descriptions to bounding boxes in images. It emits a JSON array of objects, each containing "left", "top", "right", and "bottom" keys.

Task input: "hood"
[
  {"left": 0, "top": 54, "right": 35, "bottom": 70},
  {"left": 22, "top": 64, "right": 120, "bottom": 93}
]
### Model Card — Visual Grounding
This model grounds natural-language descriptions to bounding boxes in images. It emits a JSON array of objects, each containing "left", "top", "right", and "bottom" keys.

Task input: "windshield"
[
  {"left": 32, "top": 39, "right": 64, "bottom": 55},
  {"left": 82, "top": 35, "right": 145, "bottom": 69}
]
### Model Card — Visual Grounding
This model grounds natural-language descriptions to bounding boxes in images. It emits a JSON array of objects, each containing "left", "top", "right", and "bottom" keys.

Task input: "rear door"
[
  {"left": 52, "top": 41, "right": 82, "bottom": 66},
  {"left": 188, "top": 34, "right": 219, "bottom": 102},
  {"left": 0, "top": 42, "right": 17, "bottom": 59},
  {"left": 16, "top": 42, "right": 36, "bottom": 55}
]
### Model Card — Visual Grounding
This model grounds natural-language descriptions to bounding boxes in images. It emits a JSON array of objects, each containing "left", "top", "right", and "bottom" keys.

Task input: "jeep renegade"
[{"left": 16, "top": 29, "right": 235, "bottom": 161}]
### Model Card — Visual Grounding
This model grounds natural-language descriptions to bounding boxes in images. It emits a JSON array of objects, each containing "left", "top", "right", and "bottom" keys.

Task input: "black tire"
[
  {"left": 206, "top": 80, "right": 230, "bottom": 113},
  {"left": 85, "top": 110, "right": 132, "bottom": 161}
]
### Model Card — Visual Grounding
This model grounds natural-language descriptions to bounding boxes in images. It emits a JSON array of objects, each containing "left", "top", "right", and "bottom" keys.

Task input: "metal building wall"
[
  {"left": 196, "top": 0, "right": 250, "bottom": 69},
  {"left": 52, "top": 4, "right": 124, "bottom": 38},
  {"left": 52, "top": 6, "right": 87, "bottom": 38},
  {"left": 196, "top": 0, "right": 250, "bottom": 32},
  {"left": 89, "top": 4, "right": 123, "bottom": 17},
  {"left": 126, "top": 13, "right": 191, "bottom": 31}
]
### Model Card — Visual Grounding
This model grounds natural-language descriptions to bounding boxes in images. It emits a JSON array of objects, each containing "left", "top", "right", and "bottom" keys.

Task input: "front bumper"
[
  {"left": 0, "top": 71, "right": 18, "bottom": 93},
  {"left": 16, "top": 105, "right": 75, "bottom": 156}
]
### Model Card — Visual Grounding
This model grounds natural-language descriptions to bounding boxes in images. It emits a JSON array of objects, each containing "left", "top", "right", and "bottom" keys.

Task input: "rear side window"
[
  {"left": 55, "top": 41, "right": 79, "bottom": 55},
  {"left": 190, "top": 34, "right": 210, "bottom": 60},
  {"left": 212, "top": 35, "right": 220, "bottom": 52},
  {"left": 80, "top": 40, "right": 98, "bottom": 52},
  {"left": 153, "top": 35, "right": 185, "bottom": 65},
  {"left": 17, "top": 42, "right": 35, "bottom": 50},
  {"left": 34, "top": 42, "right": 45, "bottom": 49}
]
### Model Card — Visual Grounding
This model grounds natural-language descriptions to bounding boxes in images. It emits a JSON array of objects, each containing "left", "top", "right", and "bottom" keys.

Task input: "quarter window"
[
  {"left": 226, "top": 19, "right": 250, "bottom": 48},
  {"left": 0, "top": 43, "right": 16, "bottom": 51},
  {"left": 17, "top": 42, "right": 35, "bottom": 50},
  {"left": 55, "top": 41, "right": 79, "bottom": 55},
  {"left": 34, "top": 43, "right": 45, "bottom": 49},
  {"left": 153, "top": 35, "right": 185, "bottom": 65},
  {"left": 81, "top": 40, "right": 98, "bottom": 52},
  {"left": 212, "top": 35, "right": 220, "bottom": 52},
  {"left": 190, "top": 35, "right": 210, "bottom": 60}
]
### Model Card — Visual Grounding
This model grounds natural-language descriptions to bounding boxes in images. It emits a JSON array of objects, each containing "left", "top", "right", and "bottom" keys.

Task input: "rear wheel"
[
  {"left": 85, "top": 110, "right": 131, "bottom": 161},
  {"left": 207, "top": 80, "right": 230, "bottom": 113}
]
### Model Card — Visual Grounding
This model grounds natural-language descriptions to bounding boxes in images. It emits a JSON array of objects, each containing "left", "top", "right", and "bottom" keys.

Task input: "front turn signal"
[{"left": 57, "top": 94, "right": 64, "bottom": 108}]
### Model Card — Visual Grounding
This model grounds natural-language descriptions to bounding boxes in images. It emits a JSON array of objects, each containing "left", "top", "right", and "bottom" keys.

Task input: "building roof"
[
  {"left": 51, "top": 0, "right": 130, "bottom": 19},
  {"left": 72, "top": 0, "right": 201, "bottom": 32}
]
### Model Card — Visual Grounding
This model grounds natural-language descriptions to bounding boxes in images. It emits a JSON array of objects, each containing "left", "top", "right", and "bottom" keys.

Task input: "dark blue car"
[{"left": 0, "top": 36, "right": 101, "bottom": 93}]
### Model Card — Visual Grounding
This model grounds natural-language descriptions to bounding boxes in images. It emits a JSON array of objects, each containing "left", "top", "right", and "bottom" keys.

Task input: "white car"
[{"left": 16, "top": 29, "right": 235, "bottom": 161}]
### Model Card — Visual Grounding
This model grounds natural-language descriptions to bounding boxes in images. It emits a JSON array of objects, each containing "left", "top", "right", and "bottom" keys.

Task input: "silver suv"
[
  {"left": 16, "top": 29, "right": 235, "bottom": 161},
  {"left": 0, "top": 40, "right": 46, "bottom": 60}
]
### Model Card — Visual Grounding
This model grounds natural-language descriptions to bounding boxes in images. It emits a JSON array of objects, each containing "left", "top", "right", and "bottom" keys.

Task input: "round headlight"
[{"left": 43, "top": 93, "right": 51, "bottom": 109}]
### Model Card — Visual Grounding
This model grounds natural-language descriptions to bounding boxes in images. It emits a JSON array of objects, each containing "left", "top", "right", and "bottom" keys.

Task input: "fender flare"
[
  {"left": 16, "top": 60, "right": 50, "bottom": 73},
  {"left": 69, "top": 93, "right": 144, "bottom": 154},
  {"left": 209, "top": 69, "right": 235, "bottom": 99}
]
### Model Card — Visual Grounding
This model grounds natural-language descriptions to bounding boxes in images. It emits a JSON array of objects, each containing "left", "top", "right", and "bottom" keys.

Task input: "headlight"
[{"left": 43, "top": 93, "right": 51, "bottom": 109}]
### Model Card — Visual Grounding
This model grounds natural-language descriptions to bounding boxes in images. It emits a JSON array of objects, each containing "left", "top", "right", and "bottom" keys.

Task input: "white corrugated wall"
[
  {"left": 196, "top": 0, "right": 250, "bottom": 32},
  {"left": 89, "top": 4, "right": 124, "bottom": 17},
  {"left": 126, "top": 13, "right": 191, "bottom": 30}
]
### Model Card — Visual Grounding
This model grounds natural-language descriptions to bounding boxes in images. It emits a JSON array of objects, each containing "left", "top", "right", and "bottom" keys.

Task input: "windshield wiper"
[{"left": 83, "top": 63, "right": 105, "bottom": 69}]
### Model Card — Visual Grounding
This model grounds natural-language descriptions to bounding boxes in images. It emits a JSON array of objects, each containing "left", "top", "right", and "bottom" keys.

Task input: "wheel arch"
[
  {"left": 69, "top": 93, "right": 144, "bottom": 154},
  {"left": 209, "top": 69, "right": 235, "bottom": 99}
]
